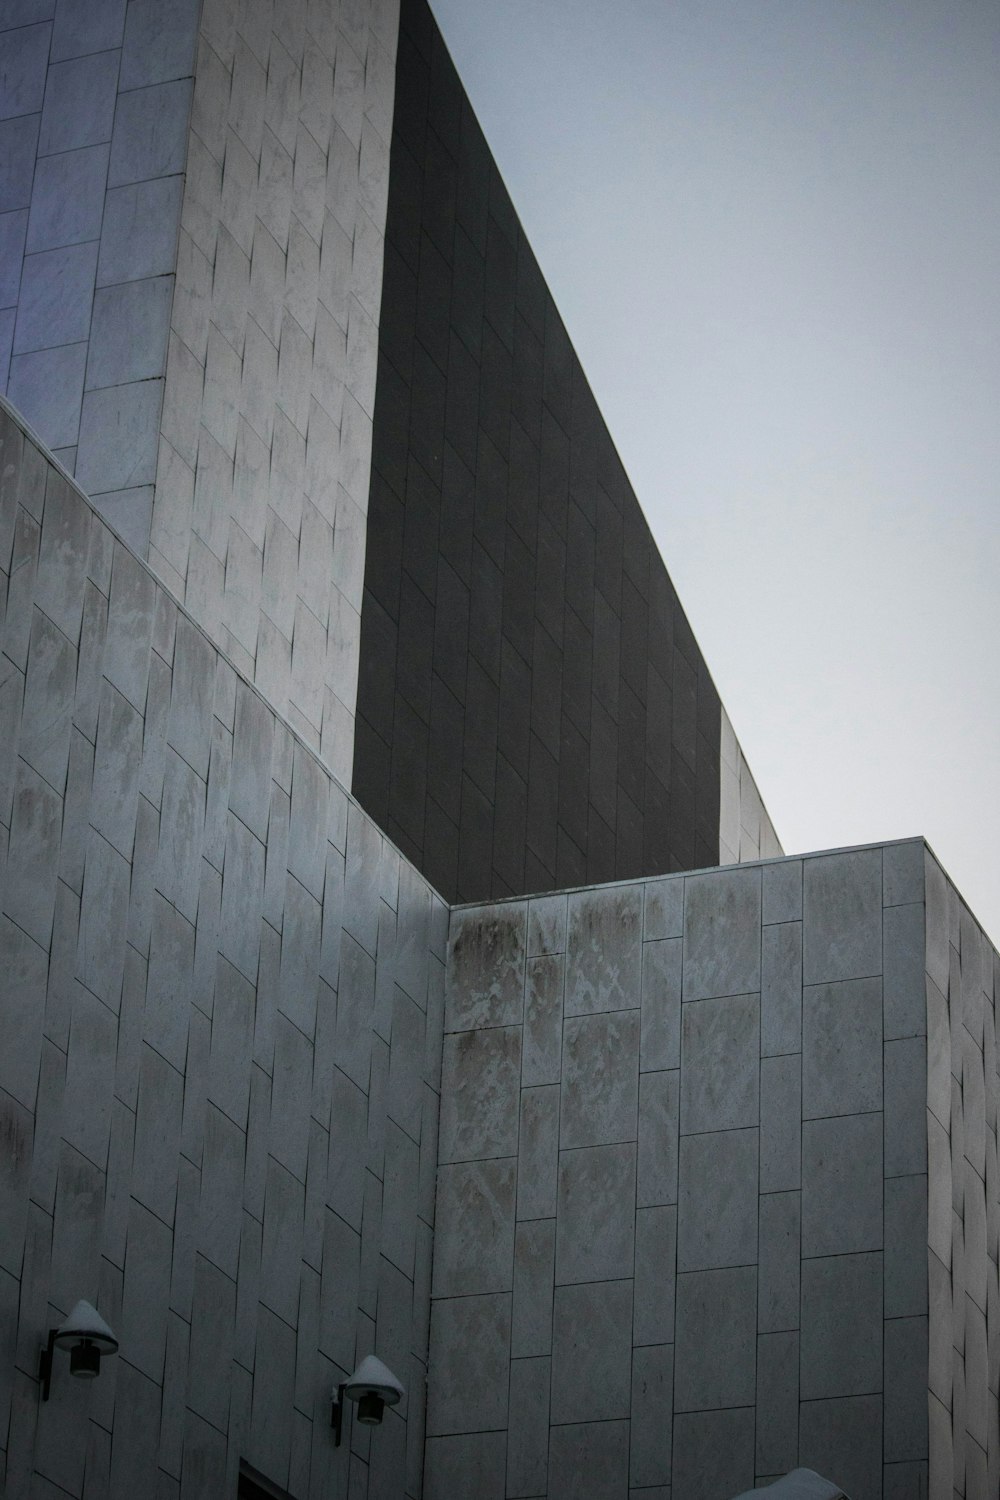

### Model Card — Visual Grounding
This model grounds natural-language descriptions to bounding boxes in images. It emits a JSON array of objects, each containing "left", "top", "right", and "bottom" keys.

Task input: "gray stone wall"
[
  {"left": 0, "top": 0, "right": 399, "bottom": 791},
  {"left": 924, "top": 850, "right": 1000, "bottom": 1497},
  {"left": 0, "top": 399, "right": 446, "bottom": 1499},
  {"left": 720, "top": 705, "right": 782, "bottom": 866},
  {"left": 0, "top": 0, "right": 201, "bottom": 521},
  {"left": 149, "top": 0, "right": 399, "bottom": 787},
  {"left": 429, "top": 839, "right": 936, "bottom": 1500}
]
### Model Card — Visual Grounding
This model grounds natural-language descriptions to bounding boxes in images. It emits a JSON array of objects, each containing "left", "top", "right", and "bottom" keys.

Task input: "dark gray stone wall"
[{"left": 353, "top": 0, "right": 722, "bottom": 904}]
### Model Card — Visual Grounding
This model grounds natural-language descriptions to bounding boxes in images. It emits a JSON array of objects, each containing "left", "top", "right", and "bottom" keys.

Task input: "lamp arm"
[
  {"left": 39, "top": 1329, "right": 57, "bottom": 1402},
  {"left": 332, "top": 1383, "right": 346, "bottom": 1446}
]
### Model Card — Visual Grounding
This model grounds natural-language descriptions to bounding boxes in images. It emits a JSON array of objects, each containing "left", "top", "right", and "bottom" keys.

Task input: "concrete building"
[{"left": 0, "top": 0, "right": 995, "bottom": 1496}]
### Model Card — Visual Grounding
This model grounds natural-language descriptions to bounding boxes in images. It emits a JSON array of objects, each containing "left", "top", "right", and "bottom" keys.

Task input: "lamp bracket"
[
  {"left": 331, "top": 1383, "right": 346, "bottom": 1446},
  {"left": 39, "top": 1329, "right": 57, "bottom": 1402}
]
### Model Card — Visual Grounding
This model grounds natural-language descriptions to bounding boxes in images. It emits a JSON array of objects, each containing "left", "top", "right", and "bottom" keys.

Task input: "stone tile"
[
  {"left": 270, "top": 1012, "right": 312, "bottom": 1181},
  {"left": 198, "top": 1103, "right": 244, "bottom": 1278},
  {"left": 120, "top": 1197, "right": 172, "bottom": 1381},
  {"left": 14, "top": 240, "right": 98, "bottom": 353},
  {"left": 674, "top": 1264, "right": 755, "bottom": 1411},
  {"left": 883, "top": 838, "right": 925, "bottom": 907},
  {"left": 637, "top": 1068, "right": 678, "bottom": 1208},
  {"left": 219, "top": 813, "right": 265, "bottom": 983},
  {"left": 76, "top": 379, "right": 163, "bottom": 494},
  {"left": 424, "top": 1434, "right": 506, "bottom": 1500},
  {"left": 119, "top": 0, "right": 198, "bottom": 89},
  {"left": 644, "top": 874, "right": 684, "bottom": 941},
  {"left": 61, "top": 984, "right": 116, "bottom": 1169},
  {"left": 634, "top": 1203, "right": 676, "bottom": 1347},
  {"left": 387, "top": 986, "right": 423, "bottom": 1141},
  {"left": 561, "top": 1008, "right": 639, "bottom": 1149},
  {"left": 76, "top": 827, "right": 129, "bottom": 1007},
  {"left": 380, "top": 1119, "right": 419, "bottom": 1278},
  {"left": 801, "top": 1112, "right": 882, "bottom": 1257},
  {"left": 641, "top": 936, "right": 681, "bottom": 1073},
  {"left": 445, "top": 901, "right": 526, "bottom": 1030},
  {"left": 756, "top": 1329, "right": 798, "bottom": 1476},
  {"left": 25, "top": 141, "right": 108, "bottom": 253},
  {"left": 762, "top": 857, "right": 802, "bottom": 925},
  {"left": 20, "top": 607, "right": 76, "bottom": 796},
  {"left": 758, "top": 1190, "right": 800, "bottom": 1334},
  {"left": 86, "top": 275, "right": 173, "bottom": 388},
  {"left": 884, "top": 1036, "right": 928, "bottom": 1177},
  {"left": 551, "top": 1278, "right": 632, "bottom": 1422},
  {"left": 802, "top": 847, "right": 882, "bottom": 985},
  {"left": 677, "top": 1127, "right": 757, "bottom": 1271},
  {"left": 6, "top": 342, "right": 88, "bottom": 449},
  {"left": 884, "top": 1314, "right": 929, "bottom": 1462},
  {"left": 439, "top": 1026, "right": 520, "bottom": 1163},
  {"left": 97, "top": 173, "right": 184, "bottom": 285},
  {"left": 512, "top": 1218, "right": 555, "bottom": 1358},
  {"left": 426, "top": 1292, "right": 510, "bottom": 1436},
  {"left": 760, "top": 1053, "right": 801, "bottom": 1193},
  {"left": 679, "top": 991, "right": 759, "bottom": 1134},
  {"left": 108, "top": 77, "right": 193, "bottom": 186},
  {"left": 556, "top": 1142, "right": 635, "bottom": 1285},
  {"left": 802, "top": 975, "right": 882, "bottom": 1119},
  {"left": 523, "top": 953, "right": 563, "bottom": 1086},
  {"left": 144, "top": 894, "right": 195, "bottom": 1070},
  {"left": 801, "top": 1250, "right": 882, "bottom": 1401},
  {"left": 761, "top": 920, "right": 801, "bottom": 1057},
  {"left": 38, "top": 50, "right": 119, "bottom": 155},
  {"left": 630, "top": 1342, "right": 672, "bottom": 1487},
  {"left": 883, "top": 901, "right": 926, "bottom": 1040},
  {"left": 566, "top": 884, "right": 643, "bottom": 1015},
  {"left": 507, "top": 1356, "right": 549, "bottom": 1498},
  {"left": 683, "top": 865, "right": 761, "bottom": 1001},
  {"left": 528, "top": 891, "right": 567, "bottom": 954},
  {"left": 671, "top": 1407, "right": 754, "bottom": 1500},
  {"left": 260, "top": 1155, "right": 304, "bottom": 1326},
  {"left": 548, "top": 1422, "right": 630, "bottom": 1500},
  {"left": 328, "top": 1066, "right": 367, "bottom": 1232},
  {"left": 798, "top": 1394, "right": 882, "bottom": 1500},
  {"left": 517, "top": 1085, "right": 559, "bottom": 1220}
]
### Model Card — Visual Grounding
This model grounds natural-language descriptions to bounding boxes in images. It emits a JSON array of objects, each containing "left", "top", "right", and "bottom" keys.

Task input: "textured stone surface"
[{"left": 0, "top": 402, "right": 439, "bottom": 1500}]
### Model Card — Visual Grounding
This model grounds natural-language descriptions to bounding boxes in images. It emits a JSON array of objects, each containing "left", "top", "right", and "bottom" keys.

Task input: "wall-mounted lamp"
[
  {"left": 331, "top": 1356, "right": 405, "bottom": 1446},
  {"left": 39, "top": 1300, "right": 119, "bottom": 1400}
]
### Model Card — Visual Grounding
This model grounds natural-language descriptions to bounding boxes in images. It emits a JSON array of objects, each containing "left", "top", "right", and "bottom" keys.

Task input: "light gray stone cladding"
[
  {"left": 0, "top": 399, "right": 446, "bottom": 1499},
  {"left": 720, "top": 704, "right": 782, "bottom": 865},
  {"left": 430, "top": 838, "right": 1000, "bottom": 1500},
  {"left": 0, "top": 0, "right": 399, "bottom": 791}
]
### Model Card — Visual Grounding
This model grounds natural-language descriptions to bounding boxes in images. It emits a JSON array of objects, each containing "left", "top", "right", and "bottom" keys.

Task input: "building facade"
[{"left": 0, "top": 0, "right": 995, "bottom": 1496}]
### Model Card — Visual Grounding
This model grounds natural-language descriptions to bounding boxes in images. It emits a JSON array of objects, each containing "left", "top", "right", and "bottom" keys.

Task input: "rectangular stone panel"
[
  {"left": 445, "top": 902, "right": 526, "bottom": 1030},
  {"left": 680, "top": 991, "right": 759, "bottom": 1134},
  {"left": 630, "top": 1342, "right": 673, "bottom": 1487},
  {"left": 761, "top": 919, "right": 802, "bottom": 1057},
  {"left": 426, "top": 1292, "right": 510, "bottom": 1436},
  {"left": 641, "top": 936, "right": 681, "bottom": 1072},
  {"left": 523, "top": 952, "right": 563, "bottom": 1086},
  {"left": 800, "top": 1252, "right": 882, "bottom": 1399},
  {"left": 512, "top": 1218, "right": 555, "bottom": 1359},
  {"left": 517, "top": 1085, "right": 559, "bottom": 1220},
  {"left": 671, "top": 1407, "right": 755, "bottom": 1500},
  {"left": 803, "top": 975, "right": 882, "bottom": 1119},
  {"left": 802, "top": 848, "right": 882, "bottom": 985},
  {"left": 801, "top": 1112, "right": 883, "bottom": 1258},
  {"left": 798, "top": 1393, "right": 882, "bottom": 1500},
  {"left": 561, "top": 1008, "right": 639, "bottom": 1150},
  {"left": 438, "top": 1026, "right": 520, "bottom": 1163},
  {"left": 683, "top": 866, "right": 761, "bottom": 1001},
  {"left": 756, "top": 1054, "right": 801, "bottom": 1203},
  {"left": 565, "top": 885, "right": 642, "bottom": 1015},
  {"left": 433, "top": 1158, "right": 516, "bottom": 1298},
  {"left": 556, "top": 1141, "right": 636, "bottom": 1285},
  {"left": 551, "top": 1278, "right": 632, "bottom": 1423},
  {"left": 637, "top": 1068, "right": 679, "bottom": 1208},
  {"left": 674, "top": 1264, "right": 756, "bottom": 1411},
  {"left": 677, "top": 1127, "right": 757, "bottom": 1272}
]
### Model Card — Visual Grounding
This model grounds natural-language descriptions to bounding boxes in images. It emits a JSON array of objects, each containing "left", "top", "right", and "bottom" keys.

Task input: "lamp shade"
[
  {"left": 342, "top": 1355, "right": 404, "bottom": 1408},
  {"left": 52, "top": 1300, "right": 119, "bottom": 1354},
  {"left": 730, "top": 1471, "right": 849, "bottom": 1500}
]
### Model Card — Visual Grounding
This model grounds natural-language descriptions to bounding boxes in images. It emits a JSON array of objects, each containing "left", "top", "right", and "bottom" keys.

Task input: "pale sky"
[{"left": 428, "top": 0, "right": 1000, "bottom": 936}]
